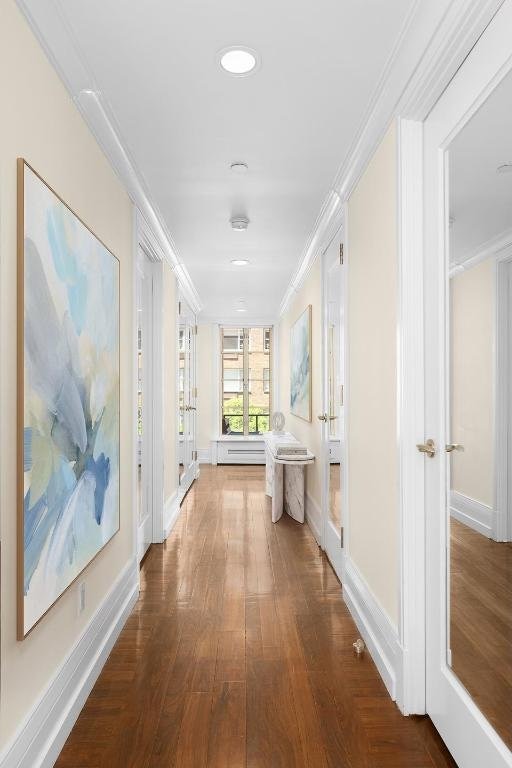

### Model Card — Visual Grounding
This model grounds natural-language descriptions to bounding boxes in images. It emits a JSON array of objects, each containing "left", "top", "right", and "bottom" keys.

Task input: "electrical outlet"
[{"left": 77, "top": 581, "right": 86, "bottom": 615}]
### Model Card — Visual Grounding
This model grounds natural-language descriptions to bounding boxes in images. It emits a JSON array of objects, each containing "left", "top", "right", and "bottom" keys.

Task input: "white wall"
[
  {"left": 197, "top": 323, "right": 215, "bottom": 453},
  {"left": 279, "top": 259, "right": 323, "bottom": 514},
  {"left": 450, "top": 259, "right": 494, "bottom": 507},
  {"left": 0, "top": 0, "right": 134, "bottom": 750},
  {"left": 346, "top": 122, "right": 399, "bottom": 627}
]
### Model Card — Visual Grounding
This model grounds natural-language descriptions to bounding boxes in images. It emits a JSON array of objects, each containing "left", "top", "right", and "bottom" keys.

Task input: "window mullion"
[{"left": 243, "top": 328, "right": 249, "bottom": 436}]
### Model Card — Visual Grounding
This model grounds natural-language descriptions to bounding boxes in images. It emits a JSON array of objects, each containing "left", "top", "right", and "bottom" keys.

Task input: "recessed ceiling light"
[
  {"left": 230, "top": 162, "right": 249, "bottom": 174},
  {"left": 231, "top": 258, "right": 250, "bottom": 266},
  {"left": 219, "top": 46, "right": 260, "bottom": 76},
  {"left": 235, "top": 307, "right": 248, "bottom": 312},
  {"left": 230, "top": 216, "right": 250, "bottom": 231},
  {"left": 497, "top": 162, "right": 512, "bottom": 174}
]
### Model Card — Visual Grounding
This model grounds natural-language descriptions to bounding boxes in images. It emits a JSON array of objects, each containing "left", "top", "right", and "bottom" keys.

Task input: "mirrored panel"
[{"left": 447, "top": 67, "right": 512, "bottom": 748}]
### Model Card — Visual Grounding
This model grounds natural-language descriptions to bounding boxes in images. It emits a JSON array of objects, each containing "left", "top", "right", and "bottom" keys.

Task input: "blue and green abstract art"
[
  {"left": 19, "top": 160, "right": 120, "bottom": 638},
  {"left": 290, "top": 305, "right": 312, "bottom": 422}
]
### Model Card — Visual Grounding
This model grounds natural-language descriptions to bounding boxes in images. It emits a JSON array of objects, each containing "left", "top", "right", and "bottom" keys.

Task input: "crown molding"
[
  {"left": 279, "top": 190, "right": 343, "bottom": 316},
  {"left": 278, "top": 0, "right": 505, "bottom": 317},
  {"left": 450, "top": 226, "right": 512, "bottom": 276},
  {"left": 16, "top": 0, "right": 202, "bottom": 315},
  {"left": 198, "top": 314, "right": 278, "bottom": 327}
]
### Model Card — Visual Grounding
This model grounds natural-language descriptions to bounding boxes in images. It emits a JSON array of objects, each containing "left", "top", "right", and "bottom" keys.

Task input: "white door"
[
  {"left": 178, "top": 297, "right": 197, "bottom": 499},
  {"left": 424, "top": 2, "right": 512, "bottom": 765},
  {"left": 137, "top": 249, "right": 154, "bottom": 562},
  {"left": 320, "top": 236, "right": 345, "bottom": 580}
]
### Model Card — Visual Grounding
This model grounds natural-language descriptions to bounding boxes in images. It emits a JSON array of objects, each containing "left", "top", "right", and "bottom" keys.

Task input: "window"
[
  {"left": 223, "top": 368, "right": 243, "bottom": 393},
  {"left": 221, "top": 327, "right": 272, "bottom": 435},
  {"left": 223, "top": 330, "right": 243, "bottom": 353},
  {"left": 263, "top": 367, "right": 270, "bottom": 394}
]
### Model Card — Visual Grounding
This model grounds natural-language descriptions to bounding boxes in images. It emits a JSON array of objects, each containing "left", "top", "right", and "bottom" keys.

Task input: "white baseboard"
[
  {"left": 0, "top": 558, "right": 139, "bottom": 768},
  {"left": 305, "top": 492, "right": 322, "bottom": 546},
  {"left": 163, "top": 491, "right": 181, "bottom": 539},
  {"left": 450, "top": 490, "right": 493, "bottom": 537},
  {"left": 197, "top": 448, "right": 211, "bottom": 464},
  {"left": 342, "top": 557, "right": 402, "bottom": 702}
]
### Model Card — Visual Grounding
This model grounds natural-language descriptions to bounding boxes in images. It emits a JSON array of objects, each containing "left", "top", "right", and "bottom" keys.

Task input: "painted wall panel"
[{"left": 347, "top": 122, "right": 399, "bottom": 627}]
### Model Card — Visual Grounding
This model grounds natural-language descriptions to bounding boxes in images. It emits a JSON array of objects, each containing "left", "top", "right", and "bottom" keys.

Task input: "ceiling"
[
  {"left": 450, "top": 68, "right": 512, "bottom": 265},
  {"left": 48, "top": 0, "right": 415, "bottom": 320}
]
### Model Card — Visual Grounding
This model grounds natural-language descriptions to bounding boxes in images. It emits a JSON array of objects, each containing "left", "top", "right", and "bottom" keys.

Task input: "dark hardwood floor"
[
  {"left": 56, "top": 465, "right": 456, "bottom": 767},
  {"left": 451, "top": 518, "right": 512, "bottom": 750}
]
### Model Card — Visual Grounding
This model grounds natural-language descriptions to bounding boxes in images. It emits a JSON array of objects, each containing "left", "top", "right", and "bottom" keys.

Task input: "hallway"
[{"left": 56, "top": 466, "right": 455, "bottom": 768}]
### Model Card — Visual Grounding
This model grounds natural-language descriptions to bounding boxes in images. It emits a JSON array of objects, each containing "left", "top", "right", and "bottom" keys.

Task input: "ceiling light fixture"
[
  {"left": 219, "top": 46, "right": 260, "bottom": 76},
  {"left": 231, "top": 259, "right": 250, "bottom": 266},
  {"left": 497, "top": 162, "right": 512, "bottom": 174},
  {"left": 230, "top": 161, "right": 249, "bottom": 174},
  {"left": 230, "top": 216, "right": 250, "bottom": 231},
  {"left": 235, "top": 307, "right": 248, "bottom": 312}
]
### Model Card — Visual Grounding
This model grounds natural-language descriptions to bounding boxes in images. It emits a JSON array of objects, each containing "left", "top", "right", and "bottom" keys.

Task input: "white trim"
[
  {"left": 0, "top": 558, "right": 138, "bottom": 768},
  {"left": 16, "top": 0, "right": 201, "bottom": 315},
  {"left": 197, "top": 448, "right": 212, "bottom": 464},
  {"left": 341, "top": 201, "right": 350, "bottom": 568},
  {"left": 277, "top": 0, "right": 504, "bottom": 318},
  {"left": 279, "top": 192, "right": 343, "bottom": 316},
  {"left": 305, "top": 492, "right": 322, "bottom": 546},
  {"left": 343, "top": 557, "right": 402, "bottom": 702},
  {"left": 163, "top": 492, "right": 181, "bottom": 539},
  {"left": 423, "top": 5, "right": 512, "bottom": 761},
  {"left": 136, "top": 231, "right": 165, "bottom": 551},
  {"left": 450, "top": 490, "right": 493, "bottom": 537},
  {"left": 132, "top": 207, "right": 140, "bottom": 569},
  {"left": 151, "top": 261, "right": 165, "bottom": 543},
  {"left": 396, "top": 118, "right": 426, "bottom": 715},
  {"left": 495, "top": 250, "right": 512, "bottom": 541},
  {"left": 450, "top": 226, "right": 512, "bottom": 276}
]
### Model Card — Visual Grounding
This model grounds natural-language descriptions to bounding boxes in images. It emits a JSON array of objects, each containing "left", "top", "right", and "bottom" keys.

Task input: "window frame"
[{"left": 220, "top": 326, "right": 272, "bottom": 436}]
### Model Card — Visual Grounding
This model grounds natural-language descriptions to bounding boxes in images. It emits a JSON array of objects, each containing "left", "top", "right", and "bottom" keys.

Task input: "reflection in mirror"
[
  {"left": 328, "top": 322, "right": 341, "bottom": 530},
  {"left": 178, "top": 295, "right": 196, "bottom": 491},
  {"left": 448, "top": 68, "right": 512, "bottom": 748},
  {"left": 178, "top": 322, "right": 185, "bottom": 482}
]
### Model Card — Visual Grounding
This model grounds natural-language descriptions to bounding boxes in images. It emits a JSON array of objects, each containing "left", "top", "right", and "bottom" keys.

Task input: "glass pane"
[
  {"left": 222, "top": 328, "right": 245, "bottom": 435},
  {"left": 248, "top": 327, "right": 271, "bottom": 435},
  {"left": 447, "top": 68, "right": 512, "bottom": 749},
  {"left": 221, "top": 327, "right": 272, "bottom": 435},
  {"left": 249, "top": 390, "right": 270, "bottom": 435}
]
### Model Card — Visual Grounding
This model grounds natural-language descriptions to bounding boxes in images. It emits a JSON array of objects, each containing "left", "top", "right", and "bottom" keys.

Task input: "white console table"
[{"left": 263, "top": 432, "right": 315, "bottom": 523}]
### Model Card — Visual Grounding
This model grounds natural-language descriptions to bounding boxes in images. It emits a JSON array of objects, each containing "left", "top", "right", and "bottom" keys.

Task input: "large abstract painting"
[
  {"left": 18, "top": 160, "right": 120, "bottom": 638},
  {"left": 290, "top": 305, "right": 312, "bottom": 421}
]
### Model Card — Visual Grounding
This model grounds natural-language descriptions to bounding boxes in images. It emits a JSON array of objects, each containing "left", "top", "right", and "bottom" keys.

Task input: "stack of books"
[{"left": 276, "top": 444, "right": 307, "bottom": 457}]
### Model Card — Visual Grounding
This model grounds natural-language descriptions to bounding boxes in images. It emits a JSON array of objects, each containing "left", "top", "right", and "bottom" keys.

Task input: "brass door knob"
[
  {"left": 317, "top": 413, "right": 328, "bottom": 422},
  {"left": 417, "top": 439, "right": 436, "bottom": 458},
  {"left": 445, "top": 443, "right": 464, "bottom": 453}
]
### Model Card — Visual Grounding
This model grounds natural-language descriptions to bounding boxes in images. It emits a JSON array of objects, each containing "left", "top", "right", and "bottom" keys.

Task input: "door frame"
[
  {"left": 495, "top": 246, "right": 512, "bottom": 541},
  {"left": 392, "top": 0, "right": 507, "bottom": 718},
  {"left": 422, "top": 2, "right": 512, "bottom": 763},
  {"left": 320, "top": 227, "right": 345, "bottom": 582},
  {"left": 176, "top": 294, "right": 198, "bottom": 502},
  {"left": 135, "top": 214, "right": 165, "bottom": 557}
]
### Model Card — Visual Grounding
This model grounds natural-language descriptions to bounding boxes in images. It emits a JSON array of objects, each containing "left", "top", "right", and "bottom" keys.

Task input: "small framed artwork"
[
  {"left": 17, "top": 159, "right": 120, "bottom": 639},
  {"left": 290, "top": 304, "right": 312, "bottom": 422}
]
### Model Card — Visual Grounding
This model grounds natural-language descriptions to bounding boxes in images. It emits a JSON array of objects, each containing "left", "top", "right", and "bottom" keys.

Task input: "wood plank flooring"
[
  {"left": 56, "top": 465, "right": 456, "bottom": 768},
  {"left": 451, "top": 518, "right": 512, "bottom": 750}
]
